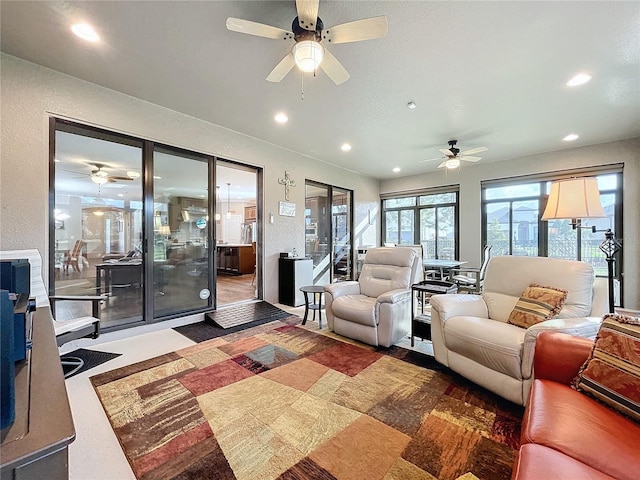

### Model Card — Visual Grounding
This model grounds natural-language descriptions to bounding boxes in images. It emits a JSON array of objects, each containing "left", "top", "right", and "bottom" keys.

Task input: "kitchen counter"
[{"left": 216, "top": 244, "right": 255, "bottom": 274}]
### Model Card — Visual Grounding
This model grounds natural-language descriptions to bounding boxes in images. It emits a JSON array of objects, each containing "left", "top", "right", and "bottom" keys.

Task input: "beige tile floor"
[{"left": 64, "top": 303, "right": 433, "bottom": 479}]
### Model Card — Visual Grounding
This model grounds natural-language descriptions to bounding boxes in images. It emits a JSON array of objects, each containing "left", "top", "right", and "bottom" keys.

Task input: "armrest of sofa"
[
  {"left": 324, "top": 281, "right": 360, "bottom": 299},
  {"left": 430, "top": 294, "right": 489, "bottom": 322},
  {"left": 521, "top": 317, "right": 600, "bottom": 379},
  {"left": 377, "top": 288, "right": 411, "bottom": 304},
  {"left": 532, "top": 331, "right": 594, "bottom": 384}
]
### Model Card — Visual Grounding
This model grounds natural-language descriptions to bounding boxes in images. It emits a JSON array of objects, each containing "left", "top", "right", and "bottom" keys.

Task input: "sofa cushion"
[
  {"left": 331, "top": 295, "right": 378, "bottom": 327},
  {"left": 507, "top": 284, "right": 567, "bottom": 329},
  {"left": 482, "top": 292, "right": 519, "bottom": 323},
  {"left": 443, "top": 316, "right": 526, "bottom": 379},
  {"left": 513, "top": 444, "right": 617, "bottom": 480},
  {"left": 522, "top": 379, "right": 640, "bottom": 480},
  {"left": 573, "top": 313, "right": 640, "bottom": 422},
  {"left": 359, "top": 247, "right": 415, "bottom": 298},
  {"left": 483, "top": 256, "right": 594, "bottom": 319}
]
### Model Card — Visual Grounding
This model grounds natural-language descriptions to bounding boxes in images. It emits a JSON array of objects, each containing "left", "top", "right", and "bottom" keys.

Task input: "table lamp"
[{"left": 541, "top": 177, "right": 621, "bottom": 313}]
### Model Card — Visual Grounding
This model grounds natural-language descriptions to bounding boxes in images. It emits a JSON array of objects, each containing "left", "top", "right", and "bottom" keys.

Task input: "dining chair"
[
  {"left": 63, "top": 240, "right": 85, "bottom": 273},
  {"left": 448, "top": 245, "right": 492, "bottom": 293}
]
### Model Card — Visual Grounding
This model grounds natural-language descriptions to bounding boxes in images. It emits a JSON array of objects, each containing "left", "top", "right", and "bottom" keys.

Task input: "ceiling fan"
[
  {"left": 420, "top": 140, "right": 488, "bottom": 169},
  {"left": 67, "top": 163, "right": 136, "bottom": 184},
  {"left": 226, "top": 0, "right": 388, "bottom": 85}
]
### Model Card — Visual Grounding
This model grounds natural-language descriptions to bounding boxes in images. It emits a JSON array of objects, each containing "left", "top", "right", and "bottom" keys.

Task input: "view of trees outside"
[
  {"left": 484, "top": 175, "right": 618, "bottom": 276},
  {"left": 384, "top": 192, "right": 457, "bottom": 258}
]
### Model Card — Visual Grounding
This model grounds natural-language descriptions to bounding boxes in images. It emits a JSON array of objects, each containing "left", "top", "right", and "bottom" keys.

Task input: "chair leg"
[{"left": 61, "top": 356, "right": 84, "bottom": 378}]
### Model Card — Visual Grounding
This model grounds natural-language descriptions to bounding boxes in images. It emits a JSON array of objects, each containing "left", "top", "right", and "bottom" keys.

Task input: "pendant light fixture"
[
  {"left": 215, "top": 185, "right": 221, "bottom": 221},
  {"left": 226, "top": 182, "right": 232, "bottom": 219}
]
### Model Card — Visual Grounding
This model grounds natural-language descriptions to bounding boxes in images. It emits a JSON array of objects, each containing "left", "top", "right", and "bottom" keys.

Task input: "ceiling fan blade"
[
  {"left": 108, "top": 176, "right": 134, "bottom": 181},
  {"left": 460, "top": 146, "right": 488, "bottom": 156},
  {"left": 226, "top": 18, "right": 293, "bottom": 40},
  {"left": 459, "top": 155, "right": 482, "bottom": 162},
  {"left": 322, "top": 16, "right": 388, "bottom": 44},
  {"left": 437, "top": 161, "right": 447, "bottom": 169},
  {"left": 319, "top": 50, "right": 350, "bottom": 85},
  {"left": 295, "top": 0, "right": 320, "bottom": 31},
  {"left": 439, "top": 148, "right": 453, "bottom": 156},
  {"left": 418, "top": 157, "right": 443, "bottom": 163},
  {"left": 266, "top": 53, "right": 296, "bottom": 82}
]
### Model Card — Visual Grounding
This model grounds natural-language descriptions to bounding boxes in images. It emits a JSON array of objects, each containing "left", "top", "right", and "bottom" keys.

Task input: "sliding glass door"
[
  {"left": 53, "top": 122, "right": 144, "bottom": 329},
  {"left": 153, "top": 148, "right": 212, "bottom": 317}
]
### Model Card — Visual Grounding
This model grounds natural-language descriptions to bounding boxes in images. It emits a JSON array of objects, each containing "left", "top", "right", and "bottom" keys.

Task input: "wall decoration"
[
  {"left": 278, "top": 171, "right": 296, "bottom": 201},
  {"left": 279, "top": 201, "right": 296, "bottom": 217}
]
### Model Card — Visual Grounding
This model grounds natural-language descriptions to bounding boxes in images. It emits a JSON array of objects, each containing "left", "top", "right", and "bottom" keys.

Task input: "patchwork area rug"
[{"left": 91, "top": 321, "right": 523, "bottom": 480}]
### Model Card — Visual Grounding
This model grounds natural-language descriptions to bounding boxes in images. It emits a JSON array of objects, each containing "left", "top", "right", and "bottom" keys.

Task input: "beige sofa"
[
  {"left": 430, "top": 255, "right": 608, "bottom": 405},
  {"left": 324, "top": 247, "right": 423, "bottom": 348}
]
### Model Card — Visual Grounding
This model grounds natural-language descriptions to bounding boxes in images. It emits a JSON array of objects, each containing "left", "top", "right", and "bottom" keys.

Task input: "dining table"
[{"left": 423, "top": 258, "right": 467, "bottom": 279}]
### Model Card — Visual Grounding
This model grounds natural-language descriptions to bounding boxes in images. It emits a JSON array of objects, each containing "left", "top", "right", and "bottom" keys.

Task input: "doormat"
[
  {"left": 207, "top": 301, "right": 292, "bottom": 328},
  {"left": 61, "top": 348, "right": 122, "bottom": 379},
  {"left": 174, "top": 301, "right": 296, "bottom": 343}
]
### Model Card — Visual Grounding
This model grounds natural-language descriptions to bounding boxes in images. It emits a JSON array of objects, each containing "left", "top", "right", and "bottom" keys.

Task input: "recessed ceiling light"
[
  {"left": 341, "top": 143, "right": 352, "bottom": 152},
  {"left": 126, "top": 171, "right": 140, "bottom": 178},
  {"left": 566, "top": 73, "right": 591, "bottom": 87},
  {"left": 71, "top": 23, "right": 100, "bottom": 43},
  {"left": 393, "top": 167, "right": 401, "bottom": 173},
  {"left": 153, "top": 176, "right": 162, "bottom": 179},
  {"left": 563, "top": 133, "right": 579, "bottom": 141},
  {"left": 117, "top": 194, "right": 124, "bottom": 197},
  {"left": 274, "top": 112, "right": 288, "bottom": 124},
  {"left": 407, "top": 102, "right": 417, "bottom": 109}
]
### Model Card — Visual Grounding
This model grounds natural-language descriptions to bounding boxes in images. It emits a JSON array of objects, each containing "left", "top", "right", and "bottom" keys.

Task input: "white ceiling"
[{"left": 2, "top": 1, "right": 639, "bottom": 181}]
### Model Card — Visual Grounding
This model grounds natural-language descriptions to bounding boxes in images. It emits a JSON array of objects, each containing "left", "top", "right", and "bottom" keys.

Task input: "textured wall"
[
  {"left": 381, "top": 138, "right": 640, "bottom": 309},
  {"left": 0, "top": 54, "right": 379, "bottom": 304}
]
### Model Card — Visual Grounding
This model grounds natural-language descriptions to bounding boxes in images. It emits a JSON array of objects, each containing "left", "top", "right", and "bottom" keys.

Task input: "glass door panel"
[
  {"left": 332, "top": 188, "right": 352, "bottom": 281},
  {"left": 153, "top": 149, "right": 210, "bottom": 317},
  {"left": 305, "top": 183, "right": 330, "bottom": 284},
  {"left": 54, "top": 129, "right": 143, "bottom": 329}
]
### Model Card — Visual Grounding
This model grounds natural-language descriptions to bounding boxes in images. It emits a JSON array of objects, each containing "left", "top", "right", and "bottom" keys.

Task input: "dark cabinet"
[{"left": 216, "top": 245, "right": 254, "bottom": 274}]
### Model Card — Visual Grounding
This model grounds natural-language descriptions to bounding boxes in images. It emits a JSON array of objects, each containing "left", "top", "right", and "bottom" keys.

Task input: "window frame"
[
  {"left": 381, "top": 187, "right": 460, "bottom": 259},
  {"left": 481, "top": 166, "right": 623, "bottom": 303}
]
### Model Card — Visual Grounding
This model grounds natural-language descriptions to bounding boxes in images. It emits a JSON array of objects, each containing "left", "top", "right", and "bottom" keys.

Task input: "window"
[
  {"left": 482, "top": 169, "right": 623, "bottom": 302},
  {"left": 382, "top": 189, "right": 459, "bottom": 259}
]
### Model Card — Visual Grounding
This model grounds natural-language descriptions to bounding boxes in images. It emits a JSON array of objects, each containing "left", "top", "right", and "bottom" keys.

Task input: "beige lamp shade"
[{"left": 541, "top": 177, "right": 606, "bottom": 220}]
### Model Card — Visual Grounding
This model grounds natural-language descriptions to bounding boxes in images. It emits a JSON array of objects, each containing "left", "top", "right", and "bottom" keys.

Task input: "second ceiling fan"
[
  {"left": 226, "top": 0, "right": 388, "bottom": 85},
  {"left": 420, "top": 140, "right": 488, "bottom": 170}
]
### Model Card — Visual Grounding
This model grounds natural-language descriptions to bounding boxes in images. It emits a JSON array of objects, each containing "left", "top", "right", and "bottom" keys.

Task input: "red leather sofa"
[{"left": 512, "top": 331, "right": 640, "bottom": 480}]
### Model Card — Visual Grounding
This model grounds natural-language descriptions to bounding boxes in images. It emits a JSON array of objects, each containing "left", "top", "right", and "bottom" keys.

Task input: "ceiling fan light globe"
[
  {"left": 91, "top": 175, "right": 108, "bottom": 184},
  {"left": 293, "top": 41, "right": 324, "bottom": 72},
  {"left": 445, "top": 158, "right": 460, "bottom": 169}
]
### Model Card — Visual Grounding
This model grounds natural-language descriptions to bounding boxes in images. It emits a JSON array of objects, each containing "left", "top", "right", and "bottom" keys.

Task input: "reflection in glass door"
[
  {"left": 332, "top": 188, "right": 352, "bottom": 281},
  {"left": 305, "top": 183, "right": 330, "bottom": 284},
  {"left": 53, "top": 125, "right": 143, "bottom": 329},
  {"left": 305, "top": 181, "right": 353, "bottom": 284},
  {"left": 153, "top": 148, "right": 211, "bottom": 317}
]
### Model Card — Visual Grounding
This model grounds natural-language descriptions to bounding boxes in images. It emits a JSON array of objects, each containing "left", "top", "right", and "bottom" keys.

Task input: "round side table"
[{"left": 299, "top": 285, "right": 325, "bottom": 328}]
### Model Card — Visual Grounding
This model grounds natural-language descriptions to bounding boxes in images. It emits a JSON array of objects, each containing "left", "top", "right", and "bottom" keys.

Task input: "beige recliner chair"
[
  {"left": 324, "top": 247, "right": 423, "bottom": 348},
  {"left": 430, "top": 255, "right": 608, "bottom": 405}
]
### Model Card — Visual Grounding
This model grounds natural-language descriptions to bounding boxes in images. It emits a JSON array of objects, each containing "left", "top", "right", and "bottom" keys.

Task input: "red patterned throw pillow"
[
  {"left": 574, "top": 313, "right": 640, "bottom": 422},
  {"left": 507, "top": 284, "right": 567, "bottom": 329}
]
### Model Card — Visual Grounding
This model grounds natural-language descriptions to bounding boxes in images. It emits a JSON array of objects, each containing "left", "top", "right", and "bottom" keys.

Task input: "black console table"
[
  {"left": 1, "top": 307, "right": 75, "bottom": 480},
  {"left": 411, "top": 280, "right": 457, "bottom": 347}
]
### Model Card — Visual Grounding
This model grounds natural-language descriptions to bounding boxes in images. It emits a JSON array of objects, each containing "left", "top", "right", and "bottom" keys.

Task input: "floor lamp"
[{"left": 541, "top": 177, "right": 621, "bottom": 313}]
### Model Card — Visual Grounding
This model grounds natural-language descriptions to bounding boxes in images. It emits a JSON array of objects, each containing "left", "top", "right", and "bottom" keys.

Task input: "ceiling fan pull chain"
[{"left": 300, "top": 72, "right": 305, "bottom": 101}]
